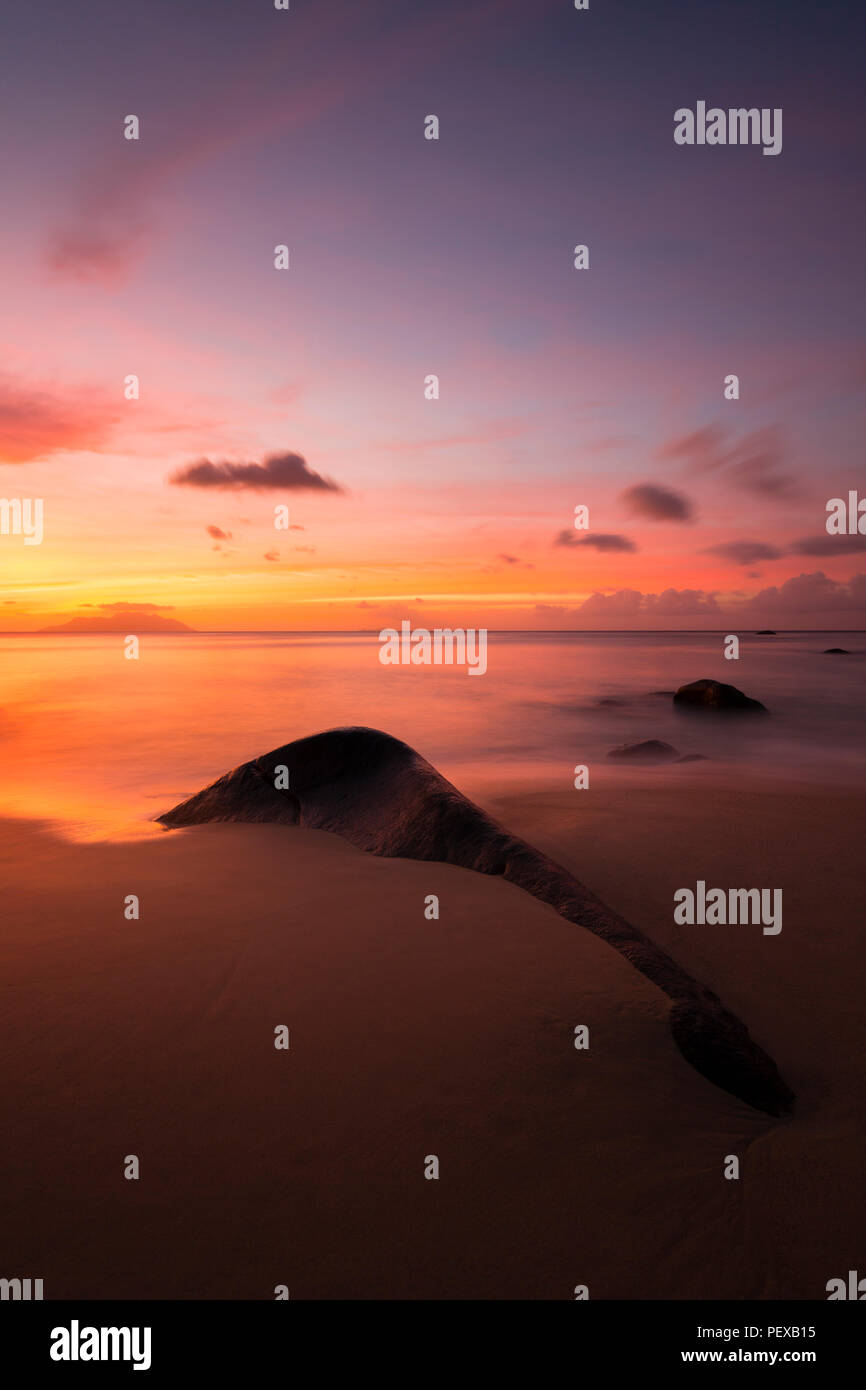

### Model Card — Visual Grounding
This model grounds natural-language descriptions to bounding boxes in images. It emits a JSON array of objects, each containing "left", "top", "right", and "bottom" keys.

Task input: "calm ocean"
[{"left": 1, "top": 630, "right": 863, "bottom": 835}]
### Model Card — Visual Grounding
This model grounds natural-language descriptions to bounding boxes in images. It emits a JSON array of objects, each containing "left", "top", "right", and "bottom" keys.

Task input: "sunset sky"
[{"left": 1, "top": 0, "right": 865, "bottom": 630}]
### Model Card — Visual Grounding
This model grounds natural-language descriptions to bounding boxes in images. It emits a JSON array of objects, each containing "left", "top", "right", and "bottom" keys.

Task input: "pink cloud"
[
  {"left": 578, "top": 588, "right": 721, "bottom": 616},
  {"left": 743, "top": 571, "right": 866, "bottom": 613},
  {"left": 0, "top": 376, "right": 119, "bottom": 462}
]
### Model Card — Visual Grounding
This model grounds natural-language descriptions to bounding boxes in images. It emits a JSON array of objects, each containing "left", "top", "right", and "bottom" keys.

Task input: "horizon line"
[{"left": 3, "top": 629, "right": 865, "bottom": 637}]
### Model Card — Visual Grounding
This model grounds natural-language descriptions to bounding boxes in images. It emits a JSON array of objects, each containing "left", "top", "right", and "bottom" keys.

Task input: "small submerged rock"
[
  {"left": 755, "top": 630, "right": 777, "bottom": 635},
  {"left": 673, "top": 679, "right": 768, "bottom": 714},
  {"left": 824, "top": 647, "right": 850, "bottom": 655},
  {"left": 607, "top": 739, "right": 679, "bottom": 762}
]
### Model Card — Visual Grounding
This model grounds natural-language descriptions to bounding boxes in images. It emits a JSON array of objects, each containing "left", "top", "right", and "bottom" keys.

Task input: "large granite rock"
[{"left": 160, "top": 727, "right": 793, "bottom": 1116}]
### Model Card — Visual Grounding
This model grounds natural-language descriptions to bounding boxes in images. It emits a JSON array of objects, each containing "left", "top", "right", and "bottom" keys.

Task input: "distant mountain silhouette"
[
  {"left": 160, "top": 726, "right": 794, "bottom": 1117},
  {"left": 40, "top": 613, "right": 193, "bottom": 633}
]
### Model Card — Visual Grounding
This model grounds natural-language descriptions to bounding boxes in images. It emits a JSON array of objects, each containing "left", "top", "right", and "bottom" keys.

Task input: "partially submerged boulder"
[
  {"left": 673, "top": 679, "right": 768, "bottom": 714},
  {"left": 159, "top": 726, "right": 793, "bottom": 1116},
  {"left": 607, "top": 740, "right": 679, "bottom": 762},
  {"left": 824, "top": 648, "right": 850, "bottom": 655}
]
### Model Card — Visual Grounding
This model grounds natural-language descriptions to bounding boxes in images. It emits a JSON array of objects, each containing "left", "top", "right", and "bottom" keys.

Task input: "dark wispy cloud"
[
  {"left": 704, "top": 541, "right": 783, "bottom": 565},
  {"left": 791, "top": 534, "right": 866, "bottom": 556},
  {"left": 206, "top": 525, "right": 232, "bottom": 540},
  {"left": 657, "top": 424, "right": 800, "bottom": 499},
  {"left": 554, "top": 530, "right": 637, "bottom": 552},
  {"left": 496, "top": 553, "right": 534, "bottom": 568},
  {"left": 620, "top": 482, "right": 694, "bottom": 522},
  {"left": 723, "top": 428, "right": 799, "bottom": 499},
  {"left": 170, "top": 451, "right": 344, "bottom": 492},
  {"left": 704, "top": 535, "right": 866, "bottom": 565},
  {"left": 657, "top": 425, "right": 723, "bottom": 470}
]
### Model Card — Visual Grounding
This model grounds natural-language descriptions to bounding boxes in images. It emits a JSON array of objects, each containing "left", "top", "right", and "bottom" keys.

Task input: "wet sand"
[{"left": 1, "top": 775, "right": 862, "bottom": 1298}]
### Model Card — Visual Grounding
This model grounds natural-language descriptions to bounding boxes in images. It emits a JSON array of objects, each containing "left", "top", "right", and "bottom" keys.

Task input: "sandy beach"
[{"left": 1, "top": 769, "right": 862, "bottom": 1300}]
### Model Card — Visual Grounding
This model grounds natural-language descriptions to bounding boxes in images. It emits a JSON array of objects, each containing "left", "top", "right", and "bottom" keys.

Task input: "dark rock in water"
[
  {"left": 677, "top": 753, "right": 709, "bottom": 763},
  {"left": 755, "top": 630, "right": 776, "bottom": 635},
  {"left": 651, "top": 690, "right": 676, "bottom": 696},
  {"left": 824, "top": 647, "right": 850, "bottom": 655},
  {"left": 607, "top": 739, "right": 678, "bottom": 762},
  {"left": 596, "top": 697, "right": 624, "bottom": 707},
  {"left": 674, "top": 679, "right": 768, "bottom": 713},
  {"left": 160, "top": 726, "right": 794, "bottom": 1118}
]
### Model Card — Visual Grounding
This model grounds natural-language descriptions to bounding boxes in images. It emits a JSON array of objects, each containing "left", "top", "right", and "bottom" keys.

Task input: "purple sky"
[{"left": 1, "top": 0, "right": 865, "bottom": 629}]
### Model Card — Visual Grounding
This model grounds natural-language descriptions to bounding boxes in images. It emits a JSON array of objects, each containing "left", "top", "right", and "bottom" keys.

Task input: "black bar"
[{"left": 1, "top": 1301, "right": 861, "bottom": 1377}]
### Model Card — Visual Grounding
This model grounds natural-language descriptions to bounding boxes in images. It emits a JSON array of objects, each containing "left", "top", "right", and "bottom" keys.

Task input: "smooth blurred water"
[{"left": 0, "top": 631, "right": 863, "bottom": 834}]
